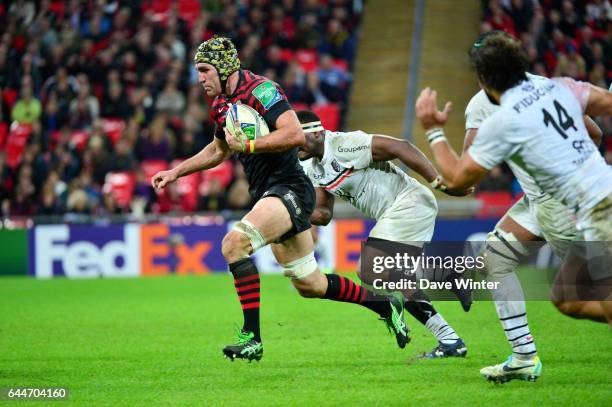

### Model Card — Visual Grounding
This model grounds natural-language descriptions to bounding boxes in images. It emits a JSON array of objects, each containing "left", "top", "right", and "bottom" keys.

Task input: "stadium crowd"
[
  {"left": 478, "top": 0, "right": 611, "bottom": 197},
  {"left": 0, "top": 0, "right": 361, "bottom": 219}
]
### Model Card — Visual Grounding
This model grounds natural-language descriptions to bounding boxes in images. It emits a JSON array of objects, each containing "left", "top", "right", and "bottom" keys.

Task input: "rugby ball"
[{"left": 225, "top": 103, "right": 270, "bottom": 141}]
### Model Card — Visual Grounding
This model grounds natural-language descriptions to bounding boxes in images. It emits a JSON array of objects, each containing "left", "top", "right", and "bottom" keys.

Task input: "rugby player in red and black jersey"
[{"left": 151, "top": 37, "right": 408, "bottom": 362}]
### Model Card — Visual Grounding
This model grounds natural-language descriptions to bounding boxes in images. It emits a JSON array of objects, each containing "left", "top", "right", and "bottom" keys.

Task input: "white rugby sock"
[
  {"left": 425, "top": 313, "right": 460, "bottom": 344},
  {"left": 491, "top": 272, "right": 537, "bottom": 360}
]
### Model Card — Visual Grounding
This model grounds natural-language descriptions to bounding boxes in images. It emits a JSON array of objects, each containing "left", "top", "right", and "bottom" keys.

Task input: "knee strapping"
[
  {"left": 281, "top": 252, "right": 318, "bottom": 280},
  {"left": 483, "top": 228, "right": 528, "bottom": 279},
  {"left": 232, "top": 220, "right": 267, "bottom": 253}
]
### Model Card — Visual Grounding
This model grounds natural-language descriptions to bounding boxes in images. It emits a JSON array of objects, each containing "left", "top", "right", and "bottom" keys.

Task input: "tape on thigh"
[
  {"left": 483, "top": 228, "right": 527, "bottom": 278},
  {"left": 281, "top": 252, "right": 318, "bottom": 280},
  {"left": 232, "top": 219, "right": 267, "bottom": 253}
]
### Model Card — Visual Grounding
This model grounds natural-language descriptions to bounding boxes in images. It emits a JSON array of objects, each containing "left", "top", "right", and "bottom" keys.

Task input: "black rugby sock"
[
  {"left": 229, "top": 258, "right": 261, "bottom": 341},
  {"left": 323, "top": 274, "right": 392, "bottom": 317}
]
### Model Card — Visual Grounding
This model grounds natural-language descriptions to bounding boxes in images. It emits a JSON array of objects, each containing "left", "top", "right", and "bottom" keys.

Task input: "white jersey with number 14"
[{"left": 468, "top": 76, "right": 612, "bottom": 214}]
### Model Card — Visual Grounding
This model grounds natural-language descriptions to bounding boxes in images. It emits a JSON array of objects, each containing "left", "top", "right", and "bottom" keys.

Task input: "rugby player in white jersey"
[
  {"left": 464, "top": 79, "right": 604, "bottom": 383},
  {"left": 415, "top": 31, "right": 612, "bottom": 382},
  {"left": 296, "top": 110, "right": 471, "bottom": 358}
]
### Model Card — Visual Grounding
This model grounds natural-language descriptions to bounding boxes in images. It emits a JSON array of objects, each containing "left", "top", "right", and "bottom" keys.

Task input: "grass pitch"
[{"left": 1, "top": 273, "right": 610, "bottom": 406}]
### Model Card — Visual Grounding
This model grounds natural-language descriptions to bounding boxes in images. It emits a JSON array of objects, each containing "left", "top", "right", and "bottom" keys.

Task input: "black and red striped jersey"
[{"left": 209, "top": 69, "right": 309, "bottom": 201}]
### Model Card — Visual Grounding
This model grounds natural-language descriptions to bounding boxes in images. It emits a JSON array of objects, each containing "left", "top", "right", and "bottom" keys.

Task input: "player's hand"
[
  {"left": 224, "top": 127, "right": 246, "bottom": 152},
  {"left": 151, "top": 169, "right": 178, "bottom": 190},
  {"left": 442, "top": 185, "right": 475, "bottom": 197},
  {"left": 415, "top": 87, "right": 452, "bottom": 131}
]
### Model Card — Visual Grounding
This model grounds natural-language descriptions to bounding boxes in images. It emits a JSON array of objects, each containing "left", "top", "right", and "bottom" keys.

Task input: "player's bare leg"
[
  {"left": 551, "top": 251, "right": 609, "bottom": 324},
  {"left": 220, "top": 196, "right": 293, "bottom": 362},
  {"left": 271, "top": 229, "right": 409, "bottom": 348},
  {"left": 480, "top": 212, "right": 542, "bottom": 383}
]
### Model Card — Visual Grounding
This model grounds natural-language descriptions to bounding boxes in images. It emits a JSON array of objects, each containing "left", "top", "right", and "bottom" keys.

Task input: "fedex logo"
[
  {"left": 33, "top": 225, "right": 140, "bottom": 278},
  {"left": 30, "top": 224, "right": 227, "bottom": 278},
  {"left": 139, "top": 224, "right": 224, "bottom": 275}
]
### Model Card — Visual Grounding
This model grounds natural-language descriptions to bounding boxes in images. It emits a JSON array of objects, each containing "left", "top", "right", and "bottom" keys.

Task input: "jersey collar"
[{"left": 226, "top": 69, "right": 245, "bottom": 98}]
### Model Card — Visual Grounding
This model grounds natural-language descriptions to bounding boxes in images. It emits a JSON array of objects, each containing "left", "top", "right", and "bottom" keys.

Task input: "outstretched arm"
[
  {"left": 371, "top": 135, "right": 438, "bottom": 182},
  {"left": 151, "top": 137, "right": 231, "bottom": 190},
  {"left": 416, "top": 88, "right": 489, "bottom": 190},
  {"left": 584, "top": 84, "right": 612, "bottom": 117}
]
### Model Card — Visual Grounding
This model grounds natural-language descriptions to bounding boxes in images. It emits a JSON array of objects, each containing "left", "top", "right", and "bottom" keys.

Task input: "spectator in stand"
[
  {"left": 558, "top": 0, "right": 581, "bottom": 38},
  {"left": 155, "top": 76, "right": 186, "bottom": 120},
  {"left": 226, "top": 162, "right": 251, "bottom": 210},
  {"left": 0, "top": 44, "right": 10, "bottom": 89},
  {"left": 227, "top": 177, "right": 251, "bottom": 210},
  {"left": 317, "top": 54, "right": 351, "bottom": 103},
  {"left": 37, "top": 183, "right": 61, "bottom": 216},
  {"left": 97, "top": 192, "right": 123, "bottom": 216},
  {"left": 302, "top": 71, "right": 329, "bottom": 105},
  {"left": 133, "top": 168, "right": 155, "bottom": 213},
  {"left": 41, "top": 91, "right": 62, "bottom": 131},
  {"left": 86, "top": 132, "right": 112, "bottom": 185},
  {"left": 319, "top": 18, "right": 355, "bottom": 61},
  {"left": 11, "top": 82, "right": 42, "bottom": 124},
  {"left": 78, "top": 171, "right": 102, "bottom": 210},
  {"left": 239, "top": 35, "right": 265, "bottom": 74},
  {"left": 555, "top": 44, "right": 587, "bottom": 79},
  {"left": 174, "top": 131, "right": 200, "bottom": 160},
  {"left": 295, "top": 13, "right": 320, "bottom": 49},
  {"left": 0, "top": 152, "right": 14, "bottom": 203},
  {"left": 486, "top": 1, "right": 517, "bottom": 37},
  {"left": 506, "top": 0, "right": 533, "bottom": 34},
  {"left": 45, "top": 169, "right": 67, "bottom": 200},
  {"left": 136, "top": 115, "right": 172, "bottom": 162},
  {"left": 198, "top": 178, "right": 228, "bottom": 212},
  {"left": 66, "top": 188, "right": 91, "bottom": 216},
  {"left": 111, "top": 138, "right": 137, "bottom": 172},
  {"left": 16, "top": 52, "right": 43, "bottom": 93},
  {"left": 11, "top": 164, "right": 36, "bottom": 216},
  {"left": 41, "top": 67, "right": 78, "bottom": 115},
  {"left": 101, "top": 81, "right": 132, "bottom": 119},
  {"left": 262, "top": 44, "right": 288, "bottom": 79},
  {"left": 282, "top": 61, "right": 306, "bottom": 104},
  {"left": 0, "top": 0, "right": 361, "bottom": 217},
  {"left": 69, "top": 84, "right": 99, "bottom": 130},
  {"left": 590, "top": 62, "right": 608, "bottom": 89}
]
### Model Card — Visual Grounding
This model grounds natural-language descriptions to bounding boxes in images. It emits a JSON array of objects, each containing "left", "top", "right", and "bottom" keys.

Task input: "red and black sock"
[
  {"left": 323, "top": 273, "right": 391, "bottom": 317},
  {"left": 229, "top": 258, "right": 261, "bottom": 341}
]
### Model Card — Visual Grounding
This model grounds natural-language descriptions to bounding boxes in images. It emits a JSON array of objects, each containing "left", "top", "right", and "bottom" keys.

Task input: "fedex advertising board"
[
  {"left": 29, "top": 224, "right": 226, "bottom": 278},
  {"left": 27, "top": 219, "right": 500, "bottom": 278}
]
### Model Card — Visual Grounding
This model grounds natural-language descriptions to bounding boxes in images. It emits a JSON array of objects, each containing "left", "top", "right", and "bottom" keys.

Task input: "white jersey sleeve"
[
  {"left": 328, "top": 130, "right": 373, "bottom": 169},
  {"left": 465, "top": 90, "right": 498, "bottom": 130},
  {"left": 552, "top": 77, "right": 591, "bottom": 112},
  {"left": 467, "top": 112, "right": 519, "bottom": 170}
]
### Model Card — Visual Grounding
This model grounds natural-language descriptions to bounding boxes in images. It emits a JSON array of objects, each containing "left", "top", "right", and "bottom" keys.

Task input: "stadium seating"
[
  {"left": 312, "top": 103, "right": 341, "bottom": 131},
  {"left": 0, "top": 0, "right": 361, "bottom": 216},
  {"left": 69, "top": 130, "right": 91, "bottom": 152},
  {"left": 171, "top": 159, "right": 200, "bottom": 212},
  {"left": 101, "top": 119, "right": 126, "bottom": 147},
  {"left": 103, "top": 172, "right": 136, "bottom": 209},
  {"left": 475, "top": 191, "right": 515, "bottom": 218},
  {"left": 0, "top": 122, "right": 8, "bottom": 150},
  {"left": 5, "top": 124, "right": 32, "bottom": 169}
]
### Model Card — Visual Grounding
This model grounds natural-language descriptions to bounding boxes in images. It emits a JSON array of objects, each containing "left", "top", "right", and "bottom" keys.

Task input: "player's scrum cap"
[
  {"left": 194, "top": 37, "right": 241, "bottom": 81},
  {"left": 301, "top": 121, "right": 324, "bottom": 134}
]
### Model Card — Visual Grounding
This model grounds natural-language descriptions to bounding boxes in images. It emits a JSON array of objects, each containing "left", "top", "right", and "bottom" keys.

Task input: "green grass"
[{"left": 0, "top": 273, "right": 610, "bottom": 406}]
